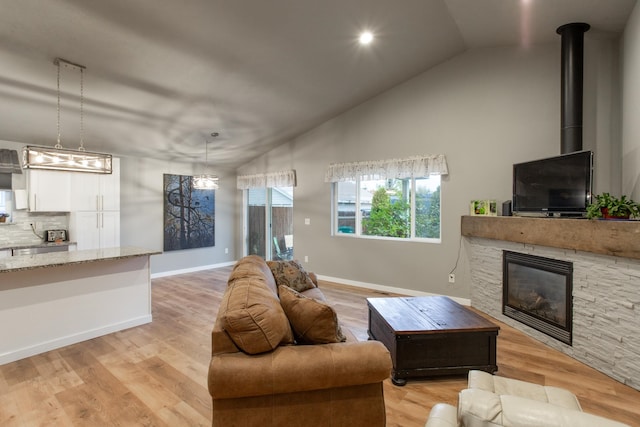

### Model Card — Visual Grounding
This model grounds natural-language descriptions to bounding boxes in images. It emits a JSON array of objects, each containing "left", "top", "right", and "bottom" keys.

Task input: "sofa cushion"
[
  {"left": 267, "top": 260, "right": 316, "bottom": 293},
  {"left": 278, "top": 285, "right": 346, "bottom": 344},
  {"left": 220, "top": 278, "right": 294, "bottom": 354}
]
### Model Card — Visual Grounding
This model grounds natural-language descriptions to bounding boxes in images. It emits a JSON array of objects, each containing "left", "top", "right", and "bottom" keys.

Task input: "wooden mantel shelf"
[{"left": 461, "top": 215, "right": 640, "bottom": 260}]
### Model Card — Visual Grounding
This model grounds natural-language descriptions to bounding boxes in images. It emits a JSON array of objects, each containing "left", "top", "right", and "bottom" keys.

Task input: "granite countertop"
[
  {"left": 0, "top": 241, "right": 77, "bottom": 251},
  {"left": 0, "top": 246, "right": 161, "bottom": 273}
]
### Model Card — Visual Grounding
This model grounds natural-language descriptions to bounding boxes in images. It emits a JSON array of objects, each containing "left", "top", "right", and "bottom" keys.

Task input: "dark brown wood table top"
[{"left": 367, "top": 296, "right": 499, "bottom": 335}]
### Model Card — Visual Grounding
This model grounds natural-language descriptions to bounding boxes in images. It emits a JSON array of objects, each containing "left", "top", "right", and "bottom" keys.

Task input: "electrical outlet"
[
  {"left": 304, "top": 218, "right": 311, "bottom": 225},
  {"left": 304, "top": 255, "right": 309, "bottom": 263},
  {"left": 224, "top": 248, "right": 229, "bottom": 254},
  {"left": 448, "top": 274, "right": 455, "bottom": 283}
]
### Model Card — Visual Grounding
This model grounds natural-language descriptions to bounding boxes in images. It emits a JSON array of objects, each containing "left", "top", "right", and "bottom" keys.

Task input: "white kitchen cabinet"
[
  {"left": 70, "top": 158, "right": 120, "bottom": 211},
  {"left": 26, "top": 169, "right": 71, "bottom": 212},
  {"left": 70, "top": 211, "right": 120, "bottom": 250},
  {"left": 99, "top": 211, "right": 120, "bottom": 248},
  {"left": 69, "top": 157, "right": 120, "bottom": 250},
  {"left": 0, "top": 249, "right": 11, "bottom": 258}
]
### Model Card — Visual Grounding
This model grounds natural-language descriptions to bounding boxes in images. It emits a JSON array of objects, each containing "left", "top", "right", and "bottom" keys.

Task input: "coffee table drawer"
[{"left": 394, "top": 331, "right": 497, "bottom": 375}]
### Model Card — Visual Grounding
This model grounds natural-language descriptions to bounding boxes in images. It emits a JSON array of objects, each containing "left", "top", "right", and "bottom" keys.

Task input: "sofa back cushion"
[
  {"left": 499, "top": 395, "right": 629, "bottom": 427},
  {"left": 458, "top": 389, "right": 630, "bottom": 427},
  {"left": 467, "top": 370, "right": 582, "bottom": 411},
  {"left": 278, "top": 285, "right": 346, "bottom": 344},
  {"left": 230, "top": 255, "right": 278, "bottom": 296},
  {"left": 220, "top": 277, "right": 294, "bottom": 354}
]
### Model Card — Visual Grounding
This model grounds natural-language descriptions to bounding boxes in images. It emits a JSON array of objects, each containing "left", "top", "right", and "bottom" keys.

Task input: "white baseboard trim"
[
  {"left": 316, "top": 274, "right": 471, "bottom": 306},
  {"left": 151, "top": 261, "right": 237, "bottom": 279},
  {"left": 151, "top": 264, "right": 471, "bottom": 305},
  {"left": 0, "top": 315, "right": 152, "bottom": 366}
]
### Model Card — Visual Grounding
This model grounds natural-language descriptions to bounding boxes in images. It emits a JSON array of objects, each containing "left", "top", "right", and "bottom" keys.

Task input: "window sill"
[{"left": 333, "top": 233, "right": 441, "bottom": 244}]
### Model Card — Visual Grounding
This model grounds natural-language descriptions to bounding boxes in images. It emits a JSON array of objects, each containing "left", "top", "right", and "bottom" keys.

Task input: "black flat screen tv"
[{"left": 512, "top": 151, "right": 593, "bottom": 216}]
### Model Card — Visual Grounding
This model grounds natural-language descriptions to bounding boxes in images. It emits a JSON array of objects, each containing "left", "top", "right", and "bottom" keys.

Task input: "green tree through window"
[
  {"left": 416, "top": 185, "right": 440, "bottom": 239},
  {"left": 335, "top": 176, "right": 440, "bottom": 241},
  {"left": 363, "top": 187, "right": 410, "bottom": 237}
]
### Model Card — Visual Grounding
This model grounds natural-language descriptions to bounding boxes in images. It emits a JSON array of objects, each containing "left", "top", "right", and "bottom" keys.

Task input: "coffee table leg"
[{"left": 391, "top": 373, "right": 407, "bottom": 386}]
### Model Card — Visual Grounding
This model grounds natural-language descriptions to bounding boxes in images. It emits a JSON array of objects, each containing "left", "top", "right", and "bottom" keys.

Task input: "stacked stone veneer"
[{"left": 466, "top": 236, "right": 640, "bottom": 391}]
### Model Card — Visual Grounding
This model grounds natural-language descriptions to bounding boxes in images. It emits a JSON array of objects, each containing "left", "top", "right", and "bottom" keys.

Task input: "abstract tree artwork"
[{"left": 163, "top": 174, "right": 215, "bottom": 251}]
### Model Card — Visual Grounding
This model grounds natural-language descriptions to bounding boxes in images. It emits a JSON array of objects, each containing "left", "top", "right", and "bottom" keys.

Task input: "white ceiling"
[{"left": 0, "top": 0, "right": 635, "bottom": 169}]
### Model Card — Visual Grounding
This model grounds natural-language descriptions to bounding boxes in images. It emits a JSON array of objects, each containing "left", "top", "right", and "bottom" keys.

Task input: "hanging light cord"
[
  {"left": 204, "top": 140, "right": 209, "bottom": 173},
  {"left": 55, "top": 60, "right": 62, "bottom": 149},
  {"left": 79, "top": 67, "right": 85, "bottom": 151}
]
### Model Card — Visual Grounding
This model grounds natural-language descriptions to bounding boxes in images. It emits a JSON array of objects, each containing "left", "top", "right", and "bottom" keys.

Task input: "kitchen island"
[{"left": 0, "top": 246, "right": 160, "bottom": 365}]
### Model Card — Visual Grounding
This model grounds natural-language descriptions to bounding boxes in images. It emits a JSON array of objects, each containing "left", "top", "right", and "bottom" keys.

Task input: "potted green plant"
[{"left": 586, "top": 193, "right": 640, "bottom": 219}]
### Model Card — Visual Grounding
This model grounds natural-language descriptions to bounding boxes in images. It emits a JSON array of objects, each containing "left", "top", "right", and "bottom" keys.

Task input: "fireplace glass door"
[{"left": 503, "top": 251, "right": 573, "bottom": 345}]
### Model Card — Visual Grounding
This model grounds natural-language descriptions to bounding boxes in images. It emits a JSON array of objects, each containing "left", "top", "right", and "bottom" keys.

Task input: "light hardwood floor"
[{"left": 1, "top": 266, "right": 639, "bottom": 426}]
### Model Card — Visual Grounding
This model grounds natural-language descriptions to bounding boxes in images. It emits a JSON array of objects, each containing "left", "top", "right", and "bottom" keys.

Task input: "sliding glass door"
[
  {"left": 246, "top": 188, "right": 267, "bottom": 257},
  {"left": 245, "top": 186, "right": 293, "bottom": 260}
]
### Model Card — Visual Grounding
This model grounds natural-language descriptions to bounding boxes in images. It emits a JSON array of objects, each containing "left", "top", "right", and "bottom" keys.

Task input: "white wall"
[
  {"left": 623, "top": 2, "right": 640, "bottom": 199},
  {"left": 238, "top": 39, "right": 621, "bottom": 299},
  {"left": 118, "top": 155, "right": 237, "bottom": 275}
]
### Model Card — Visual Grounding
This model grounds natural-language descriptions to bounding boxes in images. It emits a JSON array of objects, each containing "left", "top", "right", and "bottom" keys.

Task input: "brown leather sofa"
[{"left": 208, "top": 255, "right": 392, "bottom": 427}]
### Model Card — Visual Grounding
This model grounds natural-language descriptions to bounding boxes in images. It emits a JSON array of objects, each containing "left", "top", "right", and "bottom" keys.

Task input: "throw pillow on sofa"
[
  {"left": 221, "top": 278, "right": 294, "bottom": 354},
  {"left": 267, "top": 260, "right": 316, "bottom": 293},
  {"left": 278, "top": 285, "right": 346, "bottom": 344}
]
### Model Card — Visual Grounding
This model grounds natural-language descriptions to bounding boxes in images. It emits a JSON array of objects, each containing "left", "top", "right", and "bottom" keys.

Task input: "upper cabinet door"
[
  {"left": 27, "top": 169, "right": 71, "bottom": 212},
  {"left": 70, "top": 157, "right": 120, "bottom": 211},
  {"left": 70, "top": 173, "right": 100, "bottom": 211},
  {"left": 100, "top": 158, "right": 120, "bottom": 211}
]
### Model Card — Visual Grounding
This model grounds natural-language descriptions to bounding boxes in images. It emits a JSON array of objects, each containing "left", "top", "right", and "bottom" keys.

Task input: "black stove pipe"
[{"left": 556, "top": 23, "right": 590, "bottom": 154}]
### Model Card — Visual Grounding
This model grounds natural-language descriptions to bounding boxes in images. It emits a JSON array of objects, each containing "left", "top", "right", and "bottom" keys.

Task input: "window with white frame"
[{"left": 327, "top": 155, "right": 447, "bottom": 242}]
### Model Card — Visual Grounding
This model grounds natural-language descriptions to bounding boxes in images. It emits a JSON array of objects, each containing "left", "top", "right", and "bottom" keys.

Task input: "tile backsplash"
[{"left": 0, "top": 209, "right": 69, "bottom": 248}]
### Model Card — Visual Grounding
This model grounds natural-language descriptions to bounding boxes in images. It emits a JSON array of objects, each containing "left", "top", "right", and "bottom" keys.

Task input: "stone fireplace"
[
  {"left": 462, "top": 215, "right": 640, "bottom": 392},
  {"left": 502, "top": 251, "right": 572, "bottom": 345}
]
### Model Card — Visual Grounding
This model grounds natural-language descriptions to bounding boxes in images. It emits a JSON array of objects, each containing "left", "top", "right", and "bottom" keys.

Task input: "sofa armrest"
[
  {"left": 467, "top": 370, "right": 496, "bottom": 392},
  {"left": 425, "top": 403, "right": 458, "bottom": 427},
  {"left": 458, "top": 389, "right": 503, "bottom": 426},
  {"left": 208, "top": 340, "right": 391, "bottom": 399}
]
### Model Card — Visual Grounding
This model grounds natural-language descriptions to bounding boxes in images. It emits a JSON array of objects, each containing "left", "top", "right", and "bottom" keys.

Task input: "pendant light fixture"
[
  {"left": 23, "top": 58, "right": 112, "bottom": 174},
  {"left": 192, "top": 132, "right": 219, "bottom": 190}
]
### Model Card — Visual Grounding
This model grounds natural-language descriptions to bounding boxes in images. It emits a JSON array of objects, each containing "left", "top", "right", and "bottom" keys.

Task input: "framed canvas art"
[{"left": 163, "top": 174, "right": 215, "bottom": 251}]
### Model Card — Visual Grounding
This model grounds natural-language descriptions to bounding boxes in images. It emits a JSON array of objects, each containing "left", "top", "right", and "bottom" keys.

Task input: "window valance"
[
  {"left": 237, "top": 169, "right": 297, "bottom": 189},
  {"left": 325, "top": 154, "right": 448, "bottom": 183}
]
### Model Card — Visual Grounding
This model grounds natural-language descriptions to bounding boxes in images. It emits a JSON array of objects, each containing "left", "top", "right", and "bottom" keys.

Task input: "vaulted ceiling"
[{"left": 0, "top": 0, "right": 635, "bottom": 168}]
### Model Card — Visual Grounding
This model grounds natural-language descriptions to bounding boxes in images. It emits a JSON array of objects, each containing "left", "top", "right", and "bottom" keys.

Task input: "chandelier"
[
  {"left": 193, "top": 133, "right": 219, "bottom": 190},
  {"left": 22, "top": 58, "right": 112, "bottom": 174}
]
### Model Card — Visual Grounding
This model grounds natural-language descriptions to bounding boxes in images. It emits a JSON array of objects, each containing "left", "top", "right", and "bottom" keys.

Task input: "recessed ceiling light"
[{"left": 359, "top": 31, "right": 374, "bottom": 45}]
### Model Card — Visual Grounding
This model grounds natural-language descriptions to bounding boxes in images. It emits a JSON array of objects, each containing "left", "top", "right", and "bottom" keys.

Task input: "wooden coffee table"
[{"left": 367, "top": 296, "right": 499, "bottom": 386}]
